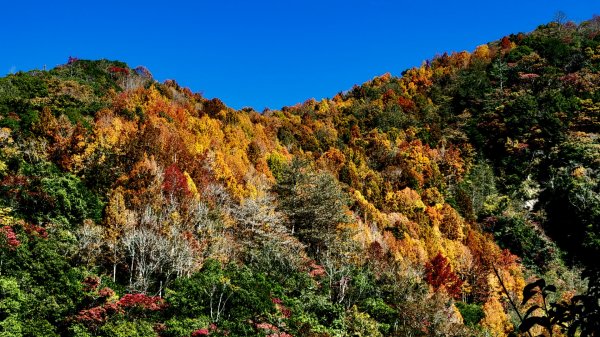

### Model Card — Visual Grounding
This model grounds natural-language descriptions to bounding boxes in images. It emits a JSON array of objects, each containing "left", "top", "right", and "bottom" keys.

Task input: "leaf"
[
  {"left": 570, "top": 295, "right": 585, "bottom": 305},
  {"left": 536, "top": 279, "right": 546, "bottom": 288},
  {"left": 567, "top": 321, "right": 580, "bottom": 337},
  {"left": 522, "top": 279, "right": 545, "bottom": 305},
  {"left": 519, "top": 316, "right": 550, "bottom": 332},
  {"left": 524, "top": 305, "right": 541, "bottom": 319},
  {"left": 523, "top": 280, "right": 541, "bottom": 294},
  {"left": 522, "top": 291, "right": 536, "bottom": 305}
]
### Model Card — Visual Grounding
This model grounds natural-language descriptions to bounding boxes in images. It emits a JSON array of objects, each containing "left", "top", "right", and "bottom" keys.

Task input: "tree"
[
  {"left": 0, "top": 277, "right": 24, "bottom": 336},
  {"left": 162, "top": 164, "right": 191, "bottom": 201},
  {"left": 229, "top": 183, "right": 305, "bottom": 276},
  {"left": 345, "top": 305, "right": 383, "bottom": 337},
  {"left": 274, "top": 158, "right": 350, "bottom": 254},
  {"left": 424, "top": 252, "right": 463, "bottom": 299},
  {"left": 165, "top": 260, "right": 279, "bottom": 334},
  {"left": 490, "top": 59, "right": 509, "bottom": 91},
  {"left": 540, "top": 165, "right": 600, "bottom": 268},
  {"left": 122, "top": 223, "right": 168, "bottom": 294},
  {"left": 122, "top": 205, "right": 198, "bottom": 295},
  {"left": 554, "top": 10, "right": 568, "bottom": 26},
  {"left": 102, "top": 187, "right": 134, "bottom": 283}
]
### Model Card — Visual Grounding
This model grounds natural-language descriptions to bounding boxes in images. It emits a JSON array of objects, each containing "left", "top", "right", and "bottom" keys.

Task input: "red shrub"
[
  {"left": 108, "top": 66, "right": 130, "bottom": 75},
  {"left": 76, "top": 306, "right": 107, "bottom": 324},
  {"left": 82, "top": 276, "right": 100, "bottom": 292},
  {"left": 98, "top": 287, "right": 115, "bottom": 298},
  {"left": 0, "top": 226, "right": 20, "bottom": 249},
  {"left": 117, "top": 293, "right": 165, "bottom": 311},
  {"left": 24, "top": 223, "right": 48, "bottom": 238}
]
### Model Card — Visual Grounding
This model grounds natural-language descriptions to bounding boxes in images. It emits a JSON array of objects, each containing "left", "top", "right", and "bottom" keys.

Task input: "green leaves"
[
  {"left": 0, "top": 277, "right": 24, "bottom": 336},
  {"left": 455, "top": 302, "right": 484, "bottom": 327},
  {"left": 164, "top": 260, "right": 286, "bottom": 335},
  {"left": 41, "top": 172, "right": 104, "bottom": 226},
  {"left": 274, "top": 158, "right": 350, "bottom": 253}
]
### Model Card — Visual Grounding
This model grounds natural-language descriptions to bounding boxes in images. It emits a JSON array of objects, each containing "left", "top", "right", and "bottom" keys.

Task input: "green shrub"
[{"left": 455, "top": 302, "right": 484, "bottom": 327}]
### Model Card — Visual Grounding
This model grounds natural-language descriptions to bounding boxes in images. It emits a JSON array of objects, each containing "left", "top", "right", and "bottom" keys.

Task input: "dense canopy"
[{"left": 0, "top": 18, "right": 599, "bottom": 336}]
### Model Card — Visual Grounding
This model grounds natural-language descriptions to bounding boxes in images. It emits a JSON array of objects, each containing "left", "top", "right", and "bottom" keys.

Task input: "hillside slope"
[{"left": 0, "top": 19, "right": 599, "bottom": 337}]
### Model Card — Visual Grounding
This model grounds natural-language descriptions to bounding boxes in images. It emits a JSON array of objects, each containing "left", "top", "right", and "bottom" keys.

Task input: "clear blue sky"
[{"left": 2, "top": 1, "right": 599, "bottom": 110}]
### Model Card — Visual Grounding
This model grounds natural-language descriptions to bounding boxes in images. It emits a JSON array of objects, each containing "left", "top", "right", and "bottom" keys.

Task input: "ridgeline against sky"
[{"left": 2, "top": 1, "right": 599, "bottom": 110}]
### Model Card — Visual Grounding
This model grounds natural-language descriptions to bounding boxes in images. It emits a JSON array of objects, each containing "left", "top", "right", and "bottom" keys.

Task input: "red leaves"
[
  {"left": 82, "top": 276, "right": 100, "bottom": 292},
  {"left": 0, "top": 226, "right": 20, "bottom": 249},
  {"left": 381, "top": 89, "right": 397, "bottom": 105},
  {"left": 191, "top": 329, "right": 209, "bottom": 336},
  {"left": 117, "top": 293, "right": 165, "bottom": 311},
  {"left": 307, "top": 261, "right": 325, "bottom": 278},
  {"left": 256, "top": 322, "right": 278, "bottom": 331},
  {"left": 162, "top": 164, "right": 190, "bottom": 197},
  {"left": 191, "top": 323, "right": 220, "bottom": 336},
  {"left": 498, "top": 249, "right": 519, "bottom": 268},
  {"left": 133, "top": 66, "right": 153, "bottom": 79},
  {"left": 272, "top": 297, "right": 291, "bottom": 318},
  {"left": 108, "top": 66, "right": 130, "bottom": 75},
  {"left": 255, "top": 322, "right": 293, "bottom": 337},
  {"left": 519, "top": 73, "right": 540, "bottom": 80},
  {"left": 1, "top": 175, "right": 29, "bottom": 199},
  {"left": 24, "top": 223, "right": 47, "bottom": 238},
  {"left": 0, "top": 221, "right": 49, "bottom": 251},
  {"left": 424, "top": 252, "right": 463, "bottom": 299},
  {"left": 500, "top": 36, "right": 511, "bottom": 50},
  {"left": 76, "top": 305, "right": 112, "bottom": 324},
  {"left": 77, "top": 279, "right": 166, "bottom": 327},
  {"left": 397, "top": 96, "right": 416, "bottom": 112},
  {"left": 75, "top": 292, "right": 166, "bottom": 327},
  {"left": 76, "top": 301, "right": 122, "bottom": 325},
  {"left": 98, "top": 287, "right": 116, "bottom": 298}
]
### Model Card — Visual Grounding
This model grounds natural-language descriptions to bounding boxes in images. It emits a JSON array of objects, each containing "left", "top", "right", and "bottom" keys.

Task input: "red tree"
[
  {"left": 500, "top": 36, "right": 511, "bottom": 50},
  {"left": 424, "top": 252, "right": 463, "bottom": 299},
  {"left": 162, "top": 164, "right": 190, "bottom": 197}
]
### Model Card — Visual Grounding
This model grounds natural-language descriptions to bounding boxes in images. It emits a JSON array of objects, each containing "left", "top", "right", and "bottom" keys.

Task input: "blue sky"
[{"left": 2, "top": 1, "right": 599, "bottom": 110}]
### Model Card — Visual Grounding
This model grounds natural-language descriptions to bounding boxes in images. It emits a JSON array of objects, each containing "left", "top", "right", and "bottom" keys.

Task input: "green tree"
[
  {"left": 165, "top": 260, "right": 280, "bottom": 335},
  {"left": 0, "top": 277, "right": 24, "bottom": 337},
  {"left": 98, "top": 320, "right": 156, "bottom": 337},
  {"left": 274, "top": 158, "right": 350, "bottom": 254},
  {"left": 540, "top": 166, "right": 600, "bottom": 268},
  {"left": 490, "top": 59, "right": 509, "bottom": 91}
]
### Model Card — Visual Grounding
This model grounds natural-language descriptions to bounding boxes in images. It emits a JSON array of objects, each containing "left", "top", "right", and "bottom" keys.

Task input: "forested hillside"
[{"left": 0, "top": 18, "right": 599, "bottom": 337}]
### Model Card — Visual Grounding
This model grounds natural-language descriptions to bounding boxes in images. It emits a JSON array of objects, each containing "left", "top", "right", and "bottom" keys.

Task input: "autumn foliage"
[
  {"left": 1, "top": 18, "right": 599, "bottom": 336},
  {"left": 425, "top": 252, "right": 463, "bottom": 299},
  {"left": 162, "top": 163, "right": 190, "bottom": 197},
  {"left": 0, "top": 226, "right": 20, "bottom": 249}
]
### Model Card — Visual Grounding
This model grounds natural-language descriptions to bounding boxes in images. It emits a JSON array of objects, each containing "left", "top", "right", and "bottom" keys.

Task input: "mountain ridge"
[{"left": 0, "top": 17, "right": 599, "bottom": 336}]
